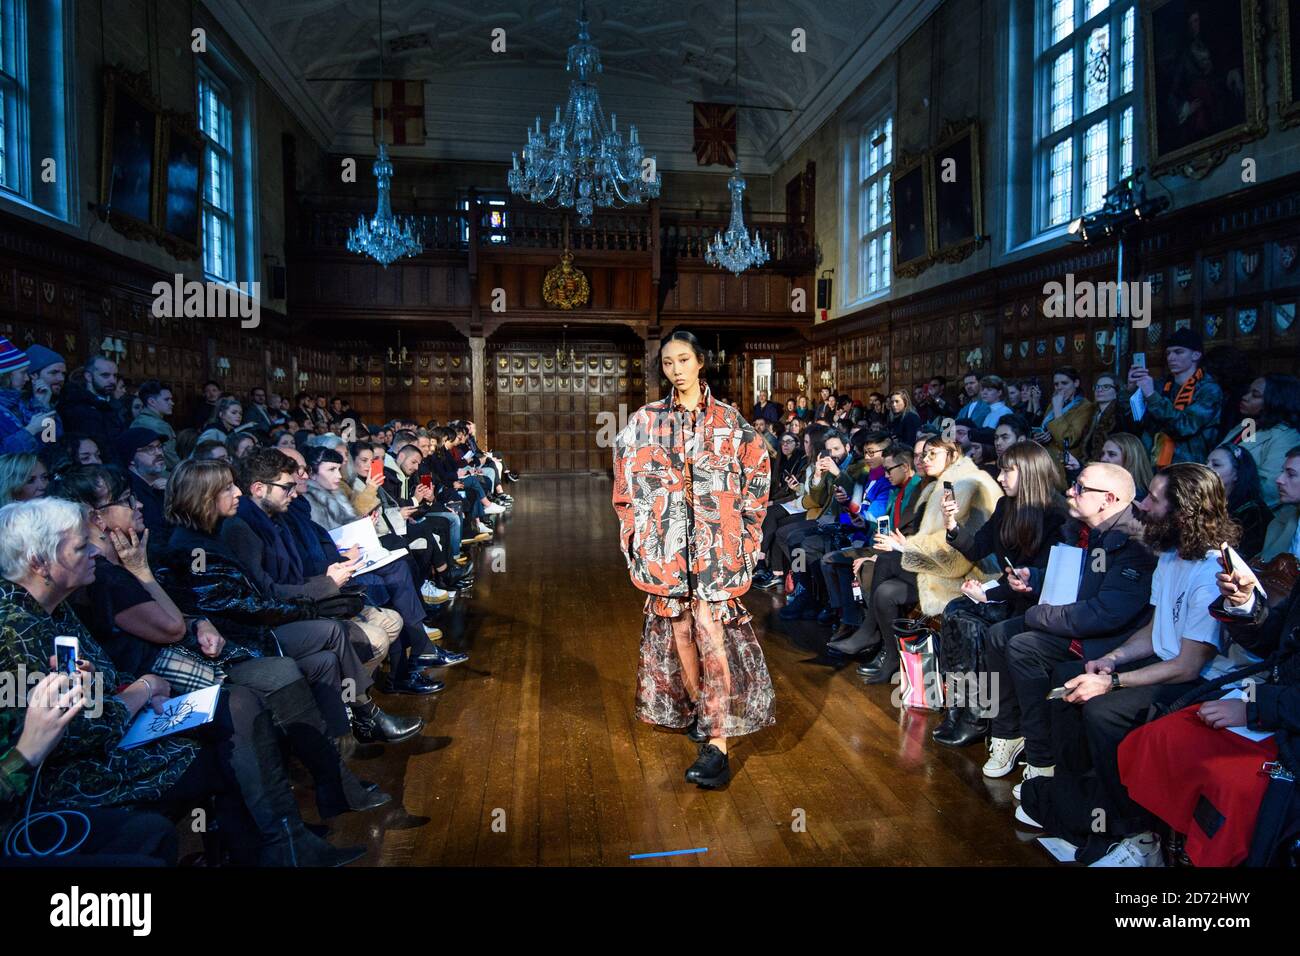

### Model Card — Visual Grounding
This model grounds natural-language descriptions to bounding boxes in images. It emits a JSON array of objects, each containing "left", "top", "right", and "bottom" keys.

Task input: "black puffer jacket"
[{"left": 156, "top": 525, "right": 320, "bottom": 658}]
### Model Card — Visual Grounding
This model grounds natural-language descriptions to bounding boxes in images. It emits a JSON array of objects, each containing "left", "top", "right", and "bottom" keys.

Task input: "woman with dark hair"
[
  {"left": 612, "top": 330, "right": 774, "bottom": 788},
  {"left": 1222, "top": 374, "right": 1300, "bottom": 509},
  {"left": 1033, "top": 366, "right": 1095, "bottom": 482},
  {"left": 1206, "top": 444, "right": 1272, "bottom": 559},
  {"left": 752, "top": 431, "right": 809, "bottom": 589},
  {"left": 780, "top": 398, "right": 799, "bottom": 427},
  {"left": 932, "top": 441, "right": 1068, "bottom": 746}
]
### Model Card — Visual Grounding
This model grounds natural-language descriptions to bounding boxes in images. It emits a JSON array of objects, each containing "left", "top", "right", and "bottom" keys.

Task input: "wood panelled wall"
[
  {"left": 487, "top": 338, "right": 644, "bottom": 474},
  {"left": 329, "top": 339, "right": 473, "bottom": 428}
]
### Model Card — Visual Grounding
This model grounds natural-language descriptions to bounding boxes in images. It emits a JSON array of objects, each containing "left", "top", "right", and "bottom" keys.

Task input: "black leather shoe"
[
  {"left": 350, "top": 702, "right": 425, "bottom": 743},
  {"left": 416, "top": 647, "right": 469, "bottom": 667},
  {"left": 828, "top": 621, "right": 858, "bottom": 644},
  {"left": 932, "top": 707, "right": 990, "bottom": 748},
  {"left": 685, "top": 716, "right": 709, "bottom": 744},
  {"left": 684, "top": 743, "right": 730, "bottom": 789},
  {"left": 857, "top": 647, "right": 899, "bottom": 683},
  {"left": 382, "top": 671, "right": 445, "bottom": 695},
  {"left": 856, "top": 646, "right": 888, "bottom": 677}
]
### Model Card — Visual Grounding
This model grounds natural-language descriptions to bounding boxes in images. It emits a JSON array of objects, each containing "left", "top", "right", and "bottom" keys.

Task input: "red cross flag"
[{"left": 373, "top": 80, "right": 426, "bottom": 146}]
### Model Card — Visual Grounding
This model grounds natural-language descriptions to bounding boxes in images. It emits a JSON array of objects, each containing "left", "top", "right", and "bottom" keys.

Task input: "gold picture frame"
[
  {"left": 1143, "top": 0, "right": 1267, "bottom": 179},
  {"left": 926, "top": 120, "right": 984, "bottom": 265},
  {"left": 891, "top": 149, "right": 932, "bottom": 278},
  {"left": 1280, "top": 0, "right": 1300, "bottom": 127}
]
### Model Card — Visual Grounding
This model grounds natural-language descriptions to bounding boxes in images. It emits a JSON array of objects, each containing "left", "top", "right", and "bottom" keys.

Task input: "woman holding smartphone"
[
  {"left": 752, "top": 432, "right": 808, "bottom": 589},
  {"left": 612, "top": 331, "right": 774, "bottom": 789},
  {"left": 932, "top": 441, "right": 1067, "bottom": 746},
  {"left": 1034, "top": 367, "right": 1094, "bottom": 483}
]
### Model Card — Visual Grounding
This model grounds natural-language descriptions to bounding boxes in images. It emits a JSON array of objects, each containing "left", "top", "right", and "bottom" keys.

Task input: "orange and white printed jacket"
[{"left": 612, "top": 382, "right": 771, "bottom": 602}]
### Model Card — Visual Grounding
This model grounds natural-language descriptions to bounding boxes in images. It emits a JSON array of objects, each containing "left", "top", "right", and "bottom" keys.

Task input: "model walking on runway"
[{"left": 612, "top": 330, "right": 775, "bottom": 788}]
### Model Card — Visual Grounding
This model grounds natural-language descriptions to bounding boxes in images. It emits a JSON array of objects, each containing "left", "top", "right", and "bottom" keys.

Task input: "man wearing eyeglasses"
[
  {"left": 981, "top": 462, "right": 1157, "bottom": 794},
  {"left": 115, "top": 427, "right": 172, "bottom": 555}
]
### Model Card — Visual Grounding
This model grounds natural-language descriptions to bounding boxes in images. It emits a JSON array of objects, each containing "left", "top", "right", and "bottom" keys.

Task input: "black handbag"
[{"left": 312, "top": 592, "right": 367, "bottom": 620}]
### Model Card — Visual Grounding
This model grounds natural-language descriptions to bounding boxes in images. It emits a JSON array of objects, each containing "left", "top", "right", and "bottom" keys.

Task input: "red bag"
[{"left": 1118, "top": 706, "right": 1277, "bottom": 868}]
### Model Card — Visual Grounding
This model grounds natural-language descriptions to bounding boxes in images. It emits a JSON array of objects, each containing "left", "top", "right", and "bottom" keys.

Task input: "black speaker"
[
  {"left": 816, "top": 277, "right": 832, "bottom": 309},
  {"left": 269, "top": 265, "right": 287, "bottom": 300}
]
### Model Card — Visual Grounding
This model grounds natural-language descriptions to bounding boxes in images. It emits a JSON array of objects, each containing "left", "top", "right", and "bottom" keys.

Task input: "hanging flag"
[
  {"left": 373, "top": 80, "right": 426, "bottom": 146},
  {"left": 693, "top": 102, "right": 736, "bottom": 167}
]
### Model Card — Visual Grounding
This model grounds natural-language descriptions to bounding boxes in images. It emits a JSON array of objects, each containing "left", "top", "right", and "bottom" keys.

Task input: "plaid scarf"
[{"left": 1154, "top": 367, "right": 1203, "bottom": 467}]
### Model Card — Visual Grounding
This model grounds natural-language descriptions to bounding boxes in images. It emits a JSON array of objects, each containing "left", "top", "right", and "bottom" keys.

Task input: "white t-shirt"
[{"left": 1149, "top": 550, "right": 1227, "bottom": 678}]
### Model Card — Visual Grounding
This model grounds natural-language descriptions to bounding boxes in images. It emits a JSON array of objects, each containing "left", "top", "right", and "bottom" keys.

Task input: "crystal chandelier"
[
  {"left": 347, "top": 0, "right": 423, "bottom": 267},
  {"left": 705, "top": 0, "right": 768, "bottom": 275},
  {"left": 508, "top": 2, "right": 660, "bottom": 226}
]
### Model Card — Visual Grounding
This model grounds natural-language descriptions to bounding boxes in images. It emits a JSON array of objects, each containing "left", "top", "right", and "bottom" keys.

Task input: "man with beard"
[
  {"left": 982, "top": 463, "right": 1156, "bottom": 790},
  {"left": 116, "top": 428, "right": 172, "bottom": 548},
  {"left": 58, "top": 355, "right": 124, "bottom": 447},
  {"left": 25, "top": 345, "right": 66, "bottom": 401},
  {"left": 1018, "top": 463, "right": 1244, "bottom": 867},
  {"left": 192, "top": 380, "right": 221, "bottom": 429}
]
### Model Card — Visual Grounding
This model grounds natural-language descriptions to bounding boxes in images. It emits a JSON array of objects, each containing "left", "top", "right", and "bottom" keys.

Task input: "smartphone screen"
[
  {"left": 54, "top": 636, "right": 79, "bottom": 677},
  {"left": 876, "top": 515, "right": 892, "bottom": 537},
  {"left": 419, "top": 474, "right": 433, "bottom": 490},
  {"left": 1132, "top": 353, "right": 1146, "bottom": 369}
]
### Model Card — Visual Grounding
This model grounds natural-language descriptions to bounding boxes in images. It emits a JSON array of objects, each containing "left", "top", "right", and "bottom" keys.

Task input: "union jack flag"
[{"left": 693, "top": 102, "right": 736, "bottom": 167}]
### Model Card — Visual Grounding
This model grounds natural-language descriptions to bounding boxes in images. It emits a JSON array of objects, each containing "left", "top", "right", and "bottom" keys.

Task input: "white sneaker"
[
  {"left": 420, "top": 581, "right": 451, "bottom": 605},
  {"left": 476, "top": 519, "right": 493, "bottom": 535},
  {"left": 1013, "top": 804, "right": 1042, "bottom": 829},
  {"left": 424, "top": 626, "right": 443, "bottom": 641},
  {"left": 982, "top": 736, "right": 1025, "bottom": 778},
  {"left": 1013, "top": 764, "right": 1055, "bottom": 801},
  {"left": 1089, "top": 832, "right": 1164, "bottom": 867},
  {"left": 482, "top": 501, "right": 505, "bottom": 515}
]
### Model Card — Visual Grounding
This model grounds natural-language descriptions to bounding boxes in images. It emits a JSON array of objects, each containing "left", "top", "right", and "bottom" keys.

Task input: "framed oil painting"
[
  {"left": 155, "top": 114, "right": 203, "bottom": 260},
  {"left": 100, "top": 67, "right": 161, "bottom": 241},
  {"left": 891, "top": 150, "right": 931, "bottom": 278},
  {"left": 1143, "top": 0, "right": 1266, "bottom": 178},
  {"left": 928, "top": 120, "right": 983, "bottom": 264}
]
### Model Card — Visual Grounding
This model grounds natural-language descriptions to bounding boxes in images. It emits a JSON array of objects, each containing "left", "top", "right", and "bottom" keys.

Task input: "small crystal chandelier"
[
  {"left": 347, "top": 0, "right": 423, "bottom": 267},
  {"left": 705, "top": 0, "right": 768, "bottom": 275},
  {"left": 509, "top": 1, "right": 661, "bottom": 226}
]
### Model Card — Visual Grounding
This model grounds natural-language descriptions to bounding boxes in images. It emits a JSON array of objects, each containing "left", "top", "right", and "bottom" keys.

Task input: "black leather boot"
[
  {"left": 349, "top": 700, "right": 424, "bottom": 743},
  {"left": 932, "top": 707, "right": 960, "bottom": 742},
  {"left": 932, "top": 706, "right": 990, "bottom": 748},
  {"left": 685, "top": 743, "right": 730, "bottom": 788},
  {"left": 227, "top": 708, "right": 366, "bottom": 867},
  {"left": 684, "top": 715, "right": 709, "bottom": 744}
]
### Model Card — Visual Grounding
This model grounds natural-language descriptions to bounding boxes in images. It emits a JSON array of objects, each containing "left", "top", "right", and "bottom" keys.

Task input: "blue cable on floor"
[{"left": 2, "top": 762, "right": 91, "bottom": 858}]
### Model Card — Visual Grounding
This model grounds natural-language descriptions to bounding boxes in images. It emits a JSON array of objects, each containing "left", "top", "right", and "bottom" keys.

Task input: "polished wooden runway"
[{"left": 322, "top": 474, "right": 1049, "bottom": 866}]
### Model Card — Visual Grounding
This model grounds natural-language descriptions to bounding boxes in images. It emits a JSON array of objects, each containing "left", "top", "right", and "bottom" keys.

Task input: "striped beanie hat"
[{"left": 0, "top": 337, "right": 29, "bottom": 375}]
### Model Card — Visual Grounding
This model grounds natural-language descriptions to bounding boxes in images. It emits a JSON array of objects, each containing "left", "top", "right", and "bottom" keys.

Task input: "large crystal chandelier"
[
  {"left": 508, "top": 2, "right": 661, "bottom": 226},
  {"left": 705, "top": 0, "right": 768, "bottom": 275},
  {"left": 347, "top": 0, "right": 422, "bottom": 267}
]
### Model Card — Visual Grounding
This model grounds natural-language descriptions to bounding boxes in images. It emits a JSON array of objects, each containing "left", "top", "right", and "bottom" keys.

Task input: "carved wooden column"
[{"left": 470, "top": 335, "right": 486, "bottom": 438}]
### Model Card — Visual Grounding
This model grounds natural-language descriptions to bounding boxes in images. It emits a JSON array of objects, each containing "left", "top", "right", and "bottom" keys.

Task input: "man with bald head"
[{"left": 979, "top": 461, "right": 1159, "bottom": 792}]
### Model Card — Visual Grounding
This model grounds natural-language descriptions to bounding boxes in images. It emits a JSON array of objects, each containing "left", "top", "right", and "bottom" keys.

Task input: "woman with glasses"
[
  {"left": 1032, "top": 366, "right": 1094, "bottom": 483},
  {"left": 1206, "top": 444, "right": 1271, "bottom": 559},
  {"left": 1099, "top": 432, "right": 1154, "bottom": 502},
  {"left": 1083, "top": 373, "right": 1132, "bottom": 462},
  {"left": 932, "top": 441, "right": 1067, "bottom": 746}
]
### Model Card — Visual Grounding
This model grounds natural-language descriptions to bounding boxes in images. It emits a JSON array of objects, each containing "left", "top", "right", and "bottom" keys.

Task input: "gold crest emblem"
[{"left": 542, "top": 249, "right": 590, "bottom": 310}]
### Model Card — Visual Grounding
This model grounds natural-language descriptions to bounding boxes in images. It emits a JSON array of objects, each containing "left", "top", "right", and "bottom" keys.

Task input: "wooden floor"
[{"left": 321, "top": 474, "right": 1050, "bottom": 866}]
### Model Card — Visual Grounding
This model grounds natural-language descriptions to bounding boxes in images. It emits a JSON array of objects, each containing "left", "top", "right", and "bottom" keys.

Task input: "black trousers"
[
  {"left": 272, "top": 618, "right": 370, "bottom": 737},
  {"left": 985, "top": 622, "right": 1127, "bottom": 767},
  {"left": 860, "top": 554, "right": 918, "bottom": 662},
  {"left": 1048, "top": 656, "right": 1204, "bottom": 838},
  {"left": 761, "top": 507, "right": 802, "bottom": 567}
]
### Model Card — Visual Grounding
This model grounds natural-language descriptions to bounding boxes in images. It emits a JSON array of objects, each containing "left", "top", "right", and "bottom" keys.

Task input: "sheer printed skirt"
[{"left": 635, "top": 594, "right": 776, "bottom": 739}]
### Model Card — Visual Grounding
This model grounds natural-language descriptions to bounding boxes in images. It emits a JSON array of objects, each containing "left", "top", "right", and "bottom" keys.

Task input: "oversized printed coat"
[{"left": 612, "top": 382, "right": 771, "bottom": 602}]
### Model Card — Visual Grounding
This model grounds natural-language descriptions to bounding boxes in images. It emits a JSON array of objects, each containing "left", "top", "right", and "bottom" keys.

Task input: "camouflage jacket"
[{"left": 612, "top": 382, "right": 771, "bottom": 601}]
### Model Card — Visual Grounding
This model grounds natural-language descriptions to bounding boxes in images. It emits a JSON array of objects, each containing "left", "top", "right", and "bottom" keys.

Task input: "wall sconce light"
[
  {"left": 297, "top": 371, "right": 309, "bottom": 386},
  {"left": 216, "top": 357, "right": 231, "bottom": 378},
  {"left": 273, "top": 367, "right": 286, "bottom": 382}
]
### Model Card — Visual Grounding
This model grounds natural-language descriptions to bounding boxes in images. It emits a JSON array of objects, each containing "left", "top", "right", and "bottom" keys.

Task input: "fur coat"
[{"left": 898, "top": 455, "right": 1004, "bottom": 615}]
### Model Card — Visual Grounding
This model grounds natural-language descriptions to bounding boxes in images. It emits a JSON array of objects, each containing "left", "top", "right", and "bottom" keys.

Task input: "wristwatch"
[{"left": 1109, "top": 672, "right": 1122, "bottom": 691}]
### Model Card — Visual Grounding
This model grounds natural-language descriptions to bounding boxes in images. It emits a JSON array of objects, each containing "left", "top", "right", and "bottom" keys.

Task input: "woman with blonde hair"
[
  {"left": 1099, "top": 432, "right": 1154, "bottom": 501},
  {"left": 858, "top": 436, "right": 1003, "bottom": 683},
  {"left": 0, "top": 452, "right": 46, "bottom": 505},
  {"left": 887, "top": 389, "right": 921, "bottom": 446}
]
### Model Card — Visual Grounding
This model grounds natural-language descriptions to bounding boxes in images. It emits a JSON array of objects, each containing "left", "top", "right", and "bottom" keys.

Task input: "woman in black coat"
[
  {"left": 933, "top": 441, "right": 1068, "bottom": 747},
  {"left": 886, "top": 389, "right": 921, "bottom": 446}
]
